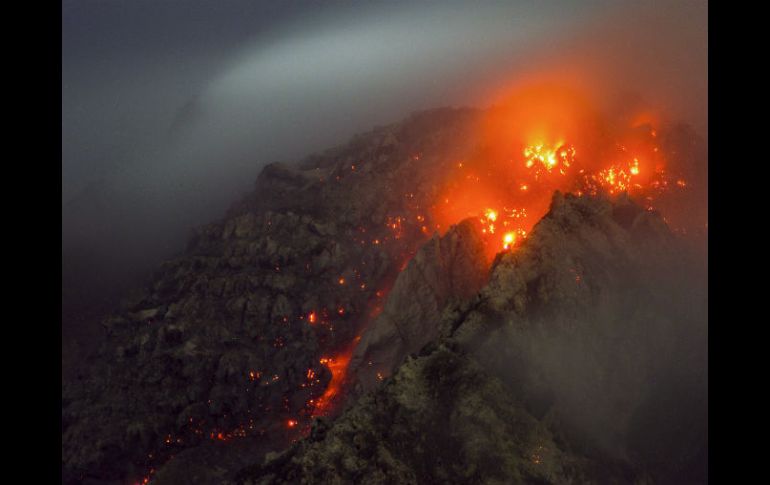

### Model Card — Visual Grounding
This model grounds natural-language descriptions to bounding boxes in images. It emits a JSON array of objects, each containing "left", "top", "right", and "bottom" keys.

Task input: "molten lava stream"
[
  {"left": 311, "top": 350, "right": 353, "bottom": 418},
  {"left": 310, "top": 267, "right": 402, "bottom": 418}
]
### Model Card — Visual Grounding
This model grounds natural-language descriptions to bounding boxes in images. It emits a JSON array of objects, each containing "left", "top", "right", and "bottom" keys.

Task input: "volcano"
[{"left": 62, "top": 105, "right": 707, "bottom": 485}]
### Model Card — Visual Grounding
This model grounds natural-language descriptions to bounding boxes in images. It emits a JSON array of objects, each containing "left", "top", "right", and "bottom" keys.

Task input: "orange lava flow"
[{"left": 311, "top": 348, "right": 354, "bottom": 417}]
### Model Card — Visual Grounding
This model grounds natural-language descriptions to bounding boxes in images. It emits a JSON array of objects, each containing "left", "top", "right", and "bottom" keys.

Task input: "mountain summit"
[{"left": 63, "top": 108, "right": 706, "bottom": 485}]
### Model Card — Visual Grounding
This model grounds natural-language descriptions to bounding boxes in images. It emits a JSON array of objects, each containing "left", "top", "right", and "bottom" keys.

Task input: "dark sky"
[{"left": 62, "top": 0, "right": 707, "bottom": 325}]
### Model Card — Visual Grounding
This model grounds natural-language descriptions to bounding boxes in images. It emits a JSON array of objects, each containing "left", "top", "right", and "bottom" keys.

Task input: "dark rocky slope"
[
  {"left": 62, "top": 106, "right": 706, "bottom": 484},
  {"left": 349, "top": 217, "right": 489, "bottom": 395},
  {"left": 235, "top": 193, "right": 707, "bottom": 485},
  {"left": 62, "top": 108, "right": 485, "bottom": 484}
]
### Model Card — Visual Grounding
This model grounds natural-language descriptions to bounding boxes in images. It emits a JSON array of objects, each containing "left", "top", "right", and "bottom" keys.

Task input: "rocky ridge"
[
  {"left": 62, "top": 108, "right": 484, "bottom": 484},
  {"left": 349, "top": 216, "right": 490, "bottom": 395},
  {"left": 234, "top": 193, "right": 707, "bottom": 484},
  {"left": 62, "top": 106, "right": 707, "bottom": 484}
]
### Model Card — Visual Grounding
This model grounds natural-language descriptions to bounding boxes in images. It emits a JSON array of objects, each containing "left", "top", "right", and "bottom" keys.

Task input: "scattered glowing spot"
[{"left": 523, "top": 142, "right": 575, "bottom": 176}]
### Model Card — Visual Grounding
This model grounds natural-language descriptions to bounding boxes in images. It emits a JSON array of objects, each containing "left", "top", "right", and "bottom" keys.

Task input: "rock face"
[
  {"left": 238, "top": 345, "right": 607, "bottom": 485},
  {"left": 349, "top": 217, "right": 489, "bottom": 394},
  {"left": 62, "top": 105, "right": 707, "bottom": 484},
  {"left": 466, "top": 193, "right": 708, "bottom": 471},
  {"left": 62, "top": 108, "right": 485, "bottom": 484},
  {"left": 236, "top": 194, "right": 707, "bottom": 485}
]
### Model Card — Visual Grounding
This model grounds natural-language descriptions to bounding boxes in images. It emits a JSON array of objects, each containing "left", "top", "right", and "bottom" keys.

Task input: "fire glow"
[
  {"left": 306, "top": 85, "right": 695, "bottom": 421},
  {"left": 430, "top": 83, "right": 691, "bottom": 260},
  {"left": 311, "top": 351, "right": 353, "bottom": 417},
  {"left": 118, "top": 74, "right": 703, "bottom": 485}
]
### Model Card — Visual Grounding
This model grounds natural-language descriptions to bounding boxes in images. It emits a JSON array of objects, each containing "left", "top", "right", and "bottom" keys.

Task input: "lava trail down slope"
[{"left": 234, "top": 193, "right": 707, "bottom": 485}]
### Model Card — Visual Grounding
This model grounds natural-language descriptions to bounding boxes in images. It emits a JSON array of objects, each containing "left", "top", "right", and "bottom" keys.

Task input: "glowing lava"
[
  {"left": 431, "top": 82, "right": 693, "bottom": 259},
  {"left": 307, "top": 81, "right": 697, "bottom": 430},
  {"left": 523, "top": 142, "right": 575, "bottom": 177},
  {"left": 311, "top": 349, "right": 354, "bottom": 417},
  {"left": 502, "top": 232, "right": 516, "bottom": 250}
]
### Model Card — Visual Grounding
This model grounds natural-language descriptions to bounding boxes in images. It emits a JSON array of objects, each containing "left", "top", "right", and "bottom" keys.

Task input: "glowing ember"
[
  {"left": 503, "top": 232, "right": 516, "bottom": 250},
  {"left": 481, "top": 209, "right": 499, "bottom": 234},
  {"left": 630, "top": 158, "right": 640, "bottom": 175},
  {"left": 523, "top": 142, "right": 575, "bottom": 177}
]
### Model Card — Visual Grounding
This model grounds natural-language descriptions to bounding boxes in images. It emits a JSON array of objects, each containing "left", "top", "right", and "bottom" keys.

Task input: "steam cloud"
[
  {"left": 62, "top": 0, "right": 707, "bottom": 361},
  {"left": 473, "top": 237, "right": 707, "bottom": 479}
]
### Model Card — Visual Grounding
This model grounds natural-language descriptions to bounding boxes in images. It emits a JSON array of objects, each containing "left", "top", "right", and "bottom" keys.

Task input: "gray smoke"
[
  {"left": 473, "top": 236, "right": 707, "bottom": 478},
  {"left": 62, "top": 0, "right": 707, "bottom": 363}
]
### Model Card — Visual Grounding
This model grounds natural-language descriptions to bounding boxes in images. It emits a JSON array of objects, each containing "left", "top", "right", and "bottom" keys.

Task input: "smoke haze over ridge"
[{"left": 62, "top": 0, "right": 707, "bottom": 366}]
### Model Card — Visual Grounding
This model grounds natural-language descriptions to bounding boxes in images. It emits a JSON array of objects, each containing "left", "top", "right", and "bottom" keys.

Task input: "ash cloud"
[{"left": 62, "top": 1, "right": 706, "bottom": 362}]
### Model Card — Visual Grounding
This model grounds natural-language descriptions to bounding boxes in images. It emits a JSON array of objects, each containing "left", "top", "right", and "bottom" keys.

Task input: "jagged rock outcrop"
[
  {"left": 237, "top": 344, "right": 633, "bottom": 485},
  {"left": 349, "top": 217, "right": 489, "bottom": 394},
  {"left": 62, "top": 108, "right": 485, "bottom": 484},
  {"left": 236, "top": 194, "right": 707, "bottom": 485},
  {"left": 62, "top": 105, "right": 706, "bottom": 484}
]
